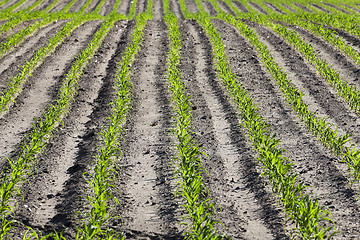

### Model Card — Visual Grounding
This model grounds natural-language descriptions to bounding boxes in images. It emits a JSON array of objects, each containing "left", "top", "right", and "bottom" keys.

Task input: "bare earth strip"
[
  {"left": 232, "top": 1, "right": 249, "bottom": 13},
  {"left": 292, "top": 2, "right": 312, "bottom": 13},
  {"left": 280, "top": 3, "right": 296, "bottom": 13},
  {"left": 263, "top": 2, "right": 284, "bottom": 14},
  {"left": 181, "top": 20, "right": 277, "bottom": 240},
  {"left": 122, "top": 26, "right": 169, "bottom": 231},
  {"left": 169, "top": 0, "right": 183, "bottom": 19},
  {"left": 183, "top": 0, "right": 198, "bottom": 13},
  {"left": 322, "top": 2, "right": 349, "bottom": 14},
  {"left": 247, "top": 2, "right": 268, "bottom": 14},
  {"left": 14, "top": 0, "right": 37, "bottom": 11},
  {"left": 309, "top": 3, "right": 332, "bottom": 13},
  {"left": 135, "top": 0, "right": 147, "bottom": 16}
]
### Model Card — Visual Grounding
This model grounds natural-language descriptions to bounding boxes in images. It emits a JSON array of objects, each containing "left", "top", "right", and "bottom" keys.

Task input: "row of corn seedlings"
[
  {"left": 0, "top": 0, "right": 12, "bottom": 8},
  {"left": 42, "top": 0, "right": 61, "bottom": 12},
  {"left": 179, "top": 0, "right": 337, "bottom": 238},
  {"left": 0, "top": 0, "right": 62, "bottom": 35},
  {"left": 265, "top": 20, "right": 360, "bottom": 114},
  {"left": 0, "top": 0, "right": 141, "bottom": 237},
  {"left": 75, "top": 0, "right": 149, "bottom": 239},
  {"left": 224, "top": 1, "right": 360, "bottom": 118},
  {"left": 0, "top": 18, "right": 56, "bottom": 59},
  {"left": 109, "top": 0, "right": 124, "bottom": 16},
  {"left": 79, "top": 0, "right": 97, "bottom": 14},
  {"left": 0, "top": 14, "right": 34, "bottom": 35},
  {"left": 0, "top": 0, "right": 29, "bottom": 14},
  {"left": 49, "top": 0, "right": 143, "bottom": 238},
  {"left": 268, "top": 11, "right": 360, "bottom": 65},
  {"left": 92, "top": 0, "right": 108, "bottom": 15},
  {"left": 287, "top": 12, "right": 360, "bottom": 38},
  {"left": 0, "top": 0, "right": 98, "bottom": 61},
  {"left": 0, "top": 12, "right": 118, "bottom": 238},
  {"left": 163, "top": 0, "right": 226, "bottom": 239},
  {"left": 221, "top": 0, "right": 360, "bottom": 189},
  {"left": 0, "top": 16, "right": 90, "bottom": 116},
  {"left": 25, "top": 0, "right": 46, "bottom": 12},
  {"left": 60, "top": 0, "right": 89, "bottom": 14}
]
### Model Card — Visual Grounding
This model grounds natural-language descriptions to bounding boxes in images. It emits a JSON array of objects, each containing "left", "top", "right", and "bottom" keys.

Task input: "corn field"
[{"left": 0, "top": 0, "right": 360, "bottom": 239}]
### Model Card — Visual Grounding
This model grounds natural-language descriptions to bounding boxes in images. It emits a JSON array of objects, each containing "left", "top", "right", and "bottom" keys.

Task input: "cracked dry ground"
[{"left": 2, "top": 0, "right": 360, "bottom": 239}]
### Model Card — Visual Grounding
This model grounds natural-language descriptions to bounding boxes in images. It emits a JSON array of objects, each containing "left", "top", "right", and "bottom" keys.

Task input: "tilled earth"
[{"left": 1, "top": 0, "right": 360, "bottom": 239}]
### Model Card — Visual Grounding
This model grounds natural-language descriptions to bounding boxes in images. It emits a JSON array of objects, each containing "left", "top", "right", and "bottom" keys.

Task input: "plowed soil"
[{"left": 2, "top": 0, "right": 360, "bottom": 239}]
